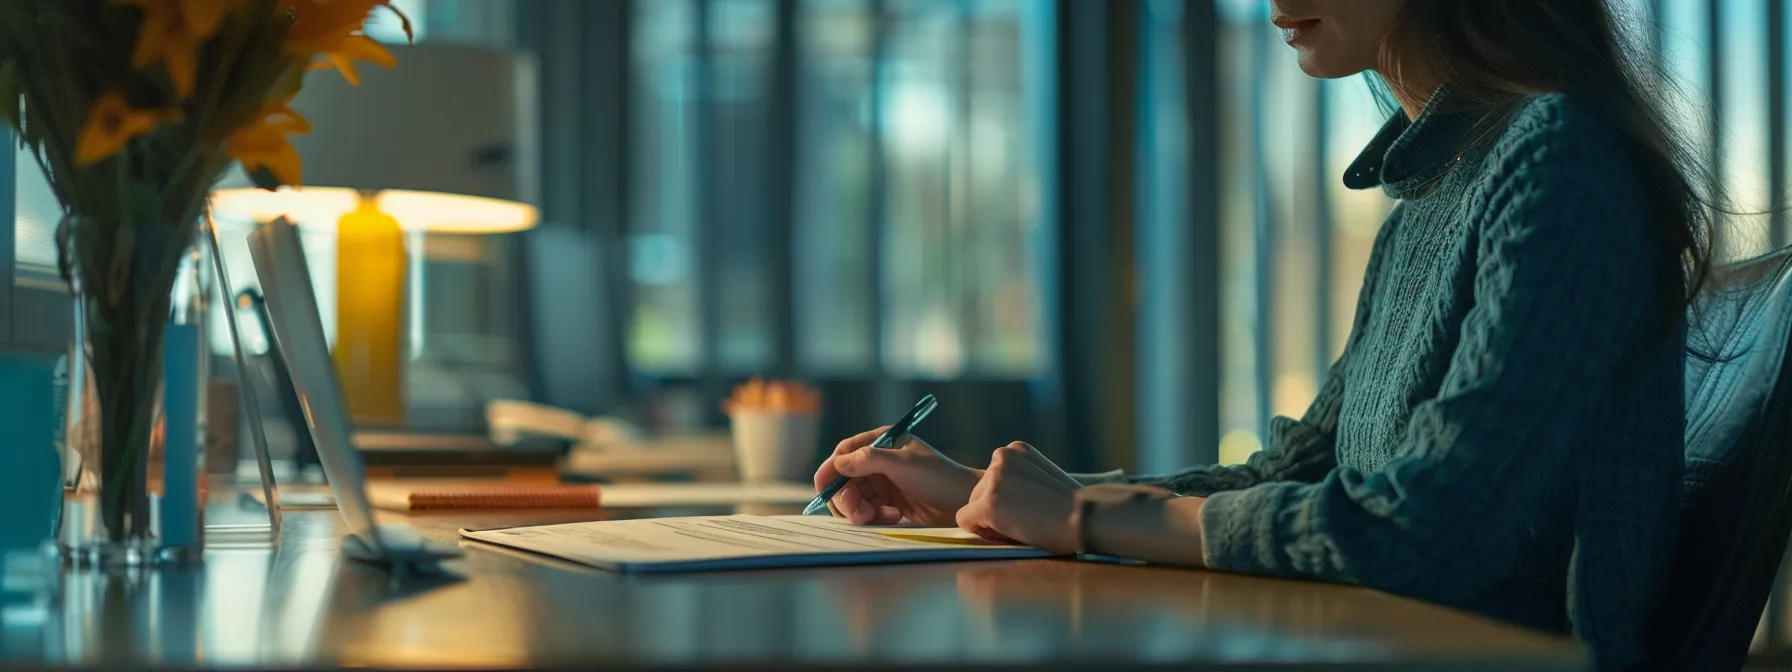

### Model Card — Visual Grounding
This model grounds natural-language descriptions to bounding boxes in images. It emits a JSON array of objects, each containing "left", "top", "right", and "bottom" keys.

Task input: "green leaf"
[{"left": 246, "top": 165, "right": 282, "bottom": 191}]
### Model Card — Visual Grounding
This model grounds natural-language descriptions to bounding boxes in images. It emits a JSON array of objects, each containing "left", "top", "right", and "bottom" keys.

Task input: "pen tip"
[{"left": 802, "top": 500, "right": 828, "bottom": 516}]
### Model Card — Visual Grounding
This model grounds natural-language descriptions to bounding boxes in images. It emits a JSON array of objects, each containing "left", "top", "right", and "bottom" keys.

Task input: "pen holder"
[{"left": 727, "top": 411, "right": 820, "bottom": 483}]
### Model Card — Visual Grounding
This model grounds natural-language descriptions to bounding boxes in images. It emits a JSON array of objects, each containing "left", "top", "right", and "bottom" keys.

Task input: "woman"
[{"left": 813, "top": 0, "right": 1711, "bottom": 669}]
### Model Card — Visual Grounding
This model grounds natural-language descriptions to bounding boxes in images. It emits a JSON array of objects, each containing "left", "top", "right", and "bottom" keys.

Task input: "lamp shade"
[{"left": 213, "top": 44, "right": 540, "bottom": 234}]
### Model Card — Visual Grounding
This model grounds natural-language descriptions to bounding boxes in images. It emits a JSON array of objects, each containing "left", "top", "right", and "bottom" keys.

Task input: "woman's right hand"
[{"left": 812, "top": 426, "right": 982, "bottom": 527}]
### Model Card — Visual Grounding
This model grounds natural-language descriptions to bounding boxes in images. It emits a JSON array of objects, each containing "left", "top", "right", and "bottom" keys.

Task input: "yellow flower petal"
[
  {"left": 162, "top": 35, "right": 199, "bottom": 98},
  {"left": 114, "top": 0, "right": 175, "bottom": 69},
  {"left": 284, "top": 0, "right": 386, "bottom": 46},
  {"left": 75, "top": 92, "right": 178, "bottom": 167},
  {"left": 227, "top": 101, "right": 311, "bottom": 187},
  {"left": 282, "top": 0, "right": 403, "bottom": 85},
  {"left": 180, "top": 0, "right": 236, "bottom": 40},
  {"left": 112, "top": 0, "right": 226, "bottom": 97},
  {"left": 260, "top": 102, "right": 313, "bottom": 135},
  {"left": 318, "top": 35, "right": 394, "bottom": 86},
  {"left": 235, "top": 138, "right": 303, "bottom": 186}
]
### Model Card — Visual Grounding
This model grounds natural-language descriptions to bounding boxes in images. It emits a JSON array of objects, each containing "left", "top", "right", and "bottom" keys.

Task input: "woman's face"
[{"left": 1269, "top": 0, "right": 1404, "bottom": 79}]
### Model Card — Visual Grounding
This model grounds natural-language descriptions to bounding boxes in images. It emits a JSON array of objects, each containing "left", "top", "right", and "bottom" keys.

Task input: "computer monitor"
[{"left": 246, "top": 218, "right": 458, "bottom": 565}]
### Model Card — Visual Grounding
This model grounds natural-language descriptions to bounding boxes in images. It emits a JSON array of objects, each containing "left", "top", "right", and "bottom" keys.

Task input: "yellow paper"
[{"left": 872, "top": 530, "right": 1005, "bottom": 546}]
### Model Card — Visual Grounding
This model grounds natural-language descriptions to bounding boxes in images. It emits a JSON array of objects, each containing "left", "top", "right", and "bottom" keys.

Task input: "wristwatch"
[
  {"left": 1071, "top": 487, "right": 1164, "bottom": 557},
  {"left": 1072, "top": 498, "right": 1105, "bottom": 556}
]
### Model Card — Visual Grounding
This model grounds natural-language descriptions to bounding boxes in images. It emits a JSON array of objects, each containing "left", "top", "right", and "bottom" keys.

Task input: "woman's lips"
[{"left": 1273, "top": 18, "right": 1320, "bottom": 44}]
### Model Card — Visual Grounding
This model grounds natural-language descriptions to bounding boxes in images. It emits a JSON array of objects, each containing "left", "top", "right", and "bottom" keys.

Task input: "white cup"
[{"left": 728, "top": 411, "right": 821, "bottom": 483}]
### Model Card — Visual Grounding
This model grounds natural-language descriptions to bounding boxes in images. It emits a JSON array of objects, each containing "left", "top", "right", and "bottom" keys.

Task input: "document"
[{"left": 459, "top": 514, "right": 1054, "bottom": 573}]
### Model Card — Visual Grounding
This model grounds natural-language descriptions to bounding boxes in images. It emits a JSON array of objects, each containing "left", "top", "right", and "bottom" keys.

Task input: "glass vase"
[{"left": 55, "top": 217, "right": 206, "bottom": 566}]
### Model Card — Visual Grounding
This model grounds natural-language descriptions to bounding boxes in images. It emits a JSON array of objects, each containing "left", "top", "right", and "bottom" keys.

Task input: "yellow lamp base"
[{"left": 334, "top": 192, "right": 408, "bottom": 428}]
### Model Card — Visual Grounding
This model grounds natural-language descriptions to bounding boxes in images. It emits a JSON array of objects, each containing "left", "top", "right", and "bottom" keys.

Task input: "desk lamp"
[{"left": 214, "top": 44, "right": 539, "bottom": 428}]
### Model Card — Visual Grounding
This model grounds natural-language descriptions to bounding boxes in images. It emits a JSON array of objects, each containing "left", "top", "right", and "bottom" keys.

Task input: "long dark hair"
[{"left": 1370, "top": 0, "right": 1716, "bottom": 330}]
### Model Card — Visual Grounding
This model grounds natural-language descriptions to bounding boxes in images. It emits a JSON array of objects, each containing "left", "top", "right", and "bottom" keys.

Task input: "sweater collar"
[{"left": 1342, "top": 86, "right": 1479, "bottom": 198}]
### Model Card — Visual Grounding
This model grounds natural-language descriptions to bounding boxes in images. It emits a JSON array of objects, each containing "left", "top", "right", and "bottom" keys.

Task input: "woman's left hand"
[{"left": 955, "top": 442, "right": 1084, "bottom": 553}]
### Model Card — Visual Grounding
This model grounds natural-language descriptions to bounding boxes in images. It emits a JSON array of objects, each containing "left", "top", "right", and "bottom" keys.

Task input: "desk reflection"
[
  {"left": 51, "top": 564, "right": 203, "bottom": 667},
  {"left": 2, "top": 528, "right": 334, "bottom": 668},
  {"left": 949, "top": 560, "right": 1385, "bottom": 662},
  {"left": 0, "top": 505, "right": 1581, "bottom": 670}
]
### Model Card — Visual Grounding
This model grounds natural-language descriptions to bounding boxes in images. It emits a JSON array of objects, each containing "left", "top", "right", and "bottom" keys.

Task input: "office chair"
[{"left": 1650, "top": 247, "right": 1792, "bottom": 670}]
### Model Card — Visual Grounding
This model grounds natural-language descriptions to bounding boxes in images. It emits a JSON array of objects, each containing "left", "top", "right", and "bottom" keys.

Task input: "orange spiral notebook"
[{"left": 367, "top": 482, "right": 603, "bottom": 511}]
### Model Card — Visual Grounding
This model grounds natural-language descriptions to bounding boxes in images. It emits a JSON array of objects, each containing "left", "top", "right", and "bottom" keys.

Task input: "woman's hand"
[
  {"left": 813, "top": 427, "right": 983, "bottom": 527},
  {"left": 954, "top": 442, "right": 1085, "bottom": 553}
]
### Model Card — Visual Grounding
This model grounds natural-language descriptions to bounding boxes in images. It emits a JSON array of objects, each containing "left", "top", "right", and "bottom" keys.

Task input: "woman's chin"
[{"left": 1294, "top": 51, "right": 1369, "bottom": 80}]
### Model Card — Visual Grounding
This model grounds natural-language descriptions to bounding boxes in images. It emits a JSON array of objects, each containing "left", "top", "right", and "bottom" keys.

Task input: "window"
[
  {"left": 627, "top": 0, "right": 783, "bottom": 374},
  {"left": 1690, "top": 0, "right": 1778, "bottom": 258},
  {"left": 1322, "top": 81, "right": 1395, "bottom": 363},
  {"left": 876, "top": 0, "right": 1044, "bottom": 377},
  {"left": 794, "top": 0, "right": 876, "bottom": 372},
  {"left": 13, "top": 144, "right": 58, "bottom": 275},
  {"left": 1213, "top": 0, "right": 1397, "bottom": 464},
  {"left": 626, "top": 0, "right": 1050, "bottom": 380},
  {"left": 1136, "top": 0, "right": 1196, "bottom": 474},
  {"left": 628, "top": 0, "right": 706, "bottom": 373},
  {"left": 1215, "top": 0, "right": 1262, "bottom": 463}
]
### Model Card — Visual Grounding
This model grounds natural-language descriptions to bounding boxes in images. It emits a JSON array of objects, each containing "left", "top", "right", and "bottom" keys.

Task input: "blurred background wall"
[{"left": 1, "top": 0, "right": 1784, "bottom": 475}]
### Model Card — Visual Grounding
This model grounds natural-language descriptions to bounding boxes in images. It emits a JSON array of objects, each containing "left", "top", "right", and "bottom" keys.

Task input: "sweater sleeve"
[
  {"left": 1198, "top": 105, "right": 1659, "bottom": 603},
  {"left": 1113, "top": 209, "right": 1401, "bottom": 497},
  {"left": 1124, "top": 356, "right": 1344, "bottom": 496}
]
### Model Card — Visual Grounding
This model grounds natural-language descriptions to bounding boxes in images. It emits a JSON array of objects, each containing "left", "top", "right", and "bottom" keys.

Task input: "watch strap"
[{"left": 1073, "top": 490, "right": 1153, "bottom": 557}]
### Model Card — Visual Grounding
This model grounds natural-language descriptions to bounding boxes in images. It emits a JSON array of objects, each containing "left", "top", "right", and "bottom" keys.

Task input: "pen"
[{"left": 803, "top": 394, "right": 939, "bottom": 516}]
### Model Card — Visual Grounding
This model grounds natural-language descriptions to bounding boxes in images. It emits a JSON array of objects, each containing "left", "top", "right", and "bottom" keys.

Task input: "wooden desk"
[{"left": 0, "top": 504, "right": 1585, "bottom": 670}]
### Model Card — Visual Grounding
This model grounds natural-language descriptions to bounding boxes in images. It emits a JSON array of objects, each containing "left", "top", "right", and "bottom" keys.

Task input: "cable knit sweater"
[{"left": 1134, "top": 91, "right": 1685, "bottom": 669}]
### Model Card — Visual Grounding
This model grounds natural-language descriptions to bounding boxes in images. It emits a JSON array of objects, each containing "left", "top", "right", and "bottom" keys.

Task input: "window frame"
[{"left": 3, "top": 130, "right": 72, "bottom": 356}]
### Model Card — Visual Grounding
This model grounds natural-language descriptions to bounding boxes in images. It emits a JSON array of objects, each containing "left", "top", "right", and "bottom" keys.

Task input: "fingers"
[
  {"left": 833, "top": 426, "right": 893, "bottom": 456},
  {"left": 841, "top": 467, "right": 905, "bottom": 525},
  {"left": 992, "top": 441, "right": 1081, "bottom": 489},
  {"left": 1006, "top": 441, "right": 1050, "bottom": 469},
  {"left": 991, "top": 441, "right": 1026, "bottom": 466},
  {"left": 814, "top": 426, "right": 896, "bottom": 491},
  {"left": 986, "top": 442, "right": 1039, "bottom": 486},
  {"left": 997, "top": 441, "right": 1047, "bottom": 471},
  {"left": 960, "top": 443, "right": 1084, "bottom": 552},
  {"left": 1015, "top": 442, "right": 1083, "bottom": 489},
  {"left": 876, "top": 506, "right": 903, "bottom": 524},
  {"left": 815, "top": 425, "right": 918, "bottom": 526},
  {"left": 863, "top": 477, "right": 905, "bottom": 525},
  {"left": 813, "top": 458, "right": 842, "bottom": 492},
  {"left": 955, "top": 497, "right": 1015, "bottom": 543},
  {"left": 834, "top": 476, "right": 904, "bottom": 525},
  {"left": 956, "top": 498, "right": 993, "bottom": 539},
  {"left": 838, "top": 484, "right": 874, "bottom": 525},
  {"left": 981, "top": 443, "right": 1045, "bottom": 501},
  {"left": 832, "top": 444, "right": 904, "bottom": 478},
  {"left": 960, "top": 447, "right": 1021, "bottom": 541}
]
